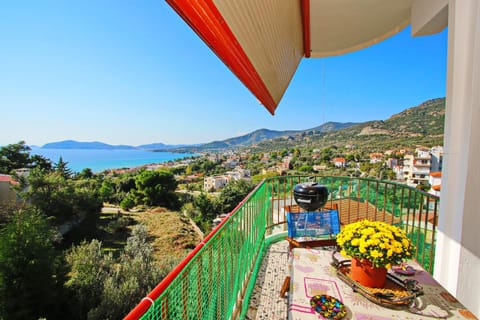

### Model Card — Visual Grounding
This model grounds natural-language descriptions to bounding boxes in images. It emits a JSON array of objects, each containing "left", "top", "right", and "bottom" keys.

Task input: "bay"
[{"left": 30, "top": 147, "right": 197, "bottom": 173}]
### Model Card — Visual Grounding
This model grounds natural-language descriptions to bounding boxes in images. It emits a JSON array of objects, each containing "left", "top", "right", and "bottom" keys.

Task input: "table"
[{"left": 288, "top": 248, "right": 478, "bottom": 320}]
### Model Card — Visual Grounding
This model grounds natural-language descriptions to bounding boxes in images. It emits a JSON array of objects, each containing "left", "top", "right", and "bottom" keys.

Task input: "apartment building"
[
  {"left": 204, "top": 175, "right": 230, "bottom": 191},
  {"left": 401, "top": 147, "right": 443, "bottom": 188},
  {"left": 203, "top": 167, "right": 251, "bottom": 191},
  {"left": 225, "top": 168, "right": 251, "bottom": 181}
]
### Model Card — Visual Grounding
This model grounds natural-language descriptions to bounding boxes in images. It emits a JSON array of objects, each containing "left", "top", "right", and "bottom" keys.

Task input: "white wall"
[{"left": 434, "top": 0, "right": 480, "bottom": 316}]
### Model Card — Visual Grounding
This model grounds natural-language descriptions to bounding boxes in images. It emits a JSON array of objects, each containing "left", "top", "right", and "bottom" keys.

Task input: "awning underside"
[{"left": 166, "top": 0, "right": 441, "bottom": 115}]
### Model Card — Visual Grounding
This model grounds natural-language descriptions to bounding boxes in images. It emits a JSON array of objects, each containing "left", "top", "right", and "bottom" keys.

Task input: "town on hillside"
[
  {"left": 174, "top": 145, "right": 443, "bottom": 197},
  {"left": 0, "top": 140, "right": 444, "bottom": 319},
  {"left": 1, "top": 145, "right": 444, "bottom": 207}
]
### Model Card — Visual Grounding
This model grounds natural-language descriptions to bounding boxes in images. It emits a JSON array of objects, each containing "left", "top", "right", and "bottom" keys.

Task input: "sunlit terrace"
[
  {"left": 125, "top": 0, "right": 480, "bottom": 318},
  {"left": 126, "top": 176, "right": 442, "bottom": 319}
]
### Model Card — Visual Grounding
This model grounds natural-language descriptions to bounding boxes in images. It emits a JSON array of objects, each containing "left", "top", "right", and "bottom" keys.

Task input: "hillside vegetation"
[
  {"left": 252, "top": 98, "right": 445, "bottom": 152},
  {"left": 90, "top": 207, "right": 201, "bottom": 261}
]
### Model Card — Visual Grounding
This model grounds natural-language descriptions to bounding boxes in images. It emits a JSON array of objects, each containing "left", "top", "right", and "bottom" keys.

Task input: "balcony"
[
  {"left": 413, "top": 162, "right": 431, "bottom": 168},
  {"left": 412, "top": 169, "right": 431, "bottom": 175},
  {"left": 126, "top": 176, "right": 439, "bottom": 319}
]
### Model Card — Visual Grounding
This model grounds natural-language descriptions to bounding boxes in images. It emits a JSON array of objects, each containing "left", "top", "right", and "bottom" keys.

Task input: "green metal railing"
[{"left": 126, "top": 176, "right": 439, "bottom": 320}]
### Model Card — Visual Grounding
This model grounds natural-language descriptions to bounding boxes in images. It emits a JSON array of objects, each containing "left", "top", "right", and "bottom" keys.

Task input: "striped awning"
[{"left": 166, "top": 0, "right": 446, "bottom": 114}]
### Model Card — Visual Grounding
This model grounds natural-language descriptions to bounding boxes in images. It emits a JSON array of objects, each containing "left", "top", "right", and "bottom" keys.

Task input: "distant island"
[
  {"left": 41, "top": 140, "right": 197, "bottom": 151},
  {"left": 39, "top": 97, "right": 445, "bottom": 153},
  {"left": 42, "top": 140, "right": 137, "bottom": 150},
  {"left": 40, "top": 123, "right": 358, "bottom": 151}
]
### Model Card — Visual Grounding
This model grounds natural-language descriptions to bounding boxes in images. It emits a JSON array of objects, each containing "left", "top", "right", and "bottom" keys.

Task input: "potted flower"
[{"left": 336, "top": 220, "right": 414, "bottom": 288}]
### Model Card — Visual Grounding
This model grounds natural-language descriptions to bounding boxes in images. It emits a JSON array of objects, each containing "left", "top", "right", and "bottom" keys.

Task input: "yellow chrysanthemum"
[
  {"left": 370, "top": 250, "right": 380, "bottom": 258},
  {"left": 336, "top": 219, "right": 414, "bottom": 268}
]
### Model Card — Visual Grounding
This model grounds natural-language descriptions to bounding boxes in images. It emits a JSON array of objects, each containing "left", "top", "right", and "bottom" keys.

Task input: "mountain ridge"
[
  {"left": 196, "top": 123, "right": 354, "bottom": 150},
  {"left": 39, "top": 123, "right": 357, "bottom": 150},
  {"left": 252, "top": 97, "right": 446, "bottom": 151},
  {"left": 39, "top": 97, "right": 445, "bottom": 151}
]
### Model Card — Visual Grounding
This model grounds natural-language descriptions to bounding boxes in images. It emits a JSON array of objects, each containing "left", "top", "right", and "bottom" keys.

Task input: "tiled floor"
[{"left": 246, "top": 241, "right": 290, "bottom": 320}]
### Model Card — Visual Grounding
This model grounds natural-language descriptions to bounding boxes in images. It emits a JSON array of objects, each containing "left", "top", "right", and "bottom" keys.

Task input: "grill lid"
[{"left": 293, "top": 181, "right": 328, "bottom": 211}]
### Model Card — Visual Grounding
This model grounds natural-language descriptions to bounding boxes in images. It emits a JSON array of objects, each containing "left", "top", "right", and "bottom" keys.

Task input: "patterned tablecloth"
[{"left": 288, "top": 248, "right": 478, "bottom": 320}]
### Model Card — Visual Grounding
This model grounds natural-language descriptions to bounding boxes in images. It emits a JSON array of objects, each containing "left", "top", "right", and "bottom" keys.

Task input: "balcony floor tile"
[{"left": 246, "top": 240, "right": 289, "bottom": 320}]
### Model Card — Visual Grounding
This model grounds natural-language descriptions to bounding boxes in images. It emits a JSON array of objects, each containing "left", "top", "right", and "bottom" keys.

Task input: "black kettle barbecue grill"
[{"left": 293, "top": 181, "right": 329, "bottom": 211}]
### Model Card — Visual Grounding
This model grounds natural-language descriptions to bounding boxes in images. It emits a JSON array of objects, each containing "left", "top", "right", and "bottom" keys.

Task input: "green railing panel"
[{"left": 133, "top": 176, "right": 438, "bottom": 320}]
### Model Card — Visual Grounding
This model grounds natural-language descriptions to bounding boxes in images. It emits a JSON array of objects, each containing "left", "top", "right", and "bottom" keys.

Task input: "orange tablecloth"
[{"left": 288, "top": 248, "right": 477, "bottom": 320}]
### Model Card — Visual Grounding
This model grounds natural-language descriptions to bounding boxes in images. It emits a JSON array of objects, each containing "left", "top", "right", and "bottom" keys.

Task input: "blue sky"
[{"left": 0, "top": 1, "right": 447, "bottom": 147}]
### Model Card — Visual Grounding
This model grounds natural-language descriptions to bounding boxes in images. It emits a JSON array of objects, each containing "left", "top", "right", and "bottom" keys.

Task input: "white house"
[
  {"left": 369, "top": 153, "right": 383, "bottom": 164},
  {"left": 332, "top": 157, "right": 346, "bottom": 168},
  {"left": 203, "top": 175, "right": 230, "bottom": 191}
]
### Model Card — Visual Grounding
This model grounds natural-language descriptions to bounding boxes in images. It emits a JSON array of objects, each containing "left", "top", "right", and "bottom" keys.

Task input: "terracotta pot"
[{"left": 350, "top": 257, "right": 387, "bottom": 288}]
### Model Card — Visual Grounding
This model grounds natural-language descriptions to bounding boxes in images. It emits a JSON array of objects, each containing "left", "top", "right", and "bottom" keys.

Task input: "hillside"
[
  {"left": 93, "top": 207, "right": 202, "bottom": 261},
  {"left": 40, "top": 98, "right": 445, "bottom": 153},
  {"left": 134, "top": 209, "right": 202, "bottom": 260},
  {"left": 307, "top": 122, "right": 358, "bottom": 133},
  {"left": 186, "top": 122, "right": 356, "bottom": 152},
  {"left": 199, "top": 128, "right": 302, "bottom": 150},
  {"left": 253, "top": 98, "right": 445, "bottom": 151}
]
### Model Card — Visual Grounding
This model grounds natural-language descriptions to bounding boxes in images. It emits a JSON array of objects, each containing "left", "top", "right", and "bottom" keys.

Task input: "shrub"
[{"left": 0, "top": 207, "right": 62, "bottom": 319}]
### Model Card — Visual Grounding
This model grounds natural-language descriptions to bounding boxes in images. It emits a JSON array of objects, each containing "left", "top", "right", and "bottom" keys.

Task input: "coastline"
[{"left": 30, "top": 147, "right": 198, "bottom": 173}]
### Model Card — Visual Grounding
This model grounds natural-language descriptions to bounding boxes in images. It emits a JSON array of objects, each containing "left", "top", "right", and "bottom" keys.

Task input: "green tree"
[
  {"left": 120, "top": 193, "right": 136, "bottom": 211},
  {"left": 54, "top": 156, "right": 73, "bottom": 178},
  {"left": 249, "top": 153, "right": 260, "bottom": 161},
  {"left": 346, "top": 154, "right": 356, "bottom": 162},
  {"left": 0, "top": 207, "right": 62, "bottom": 319},
  {"left": 200, "top": 160, "right": 217, "bottom": 174},
  {"left": 77, "top": 168, "right": 94, "bottom": 179},
  {"left": 0, "top": 141, "right": 32, "bottom": 173},
  {"left": 134, "top": 170, "right": 178, "bottom": 208},
  {"left": 217, "top": 179, "right": 255, "bottom": 213},
  {"left": 19, "top": 168, "right": 101, "bottom": 224},
  {"left": 20, "top": 168, "right": 76, "bottom": 223},
  {"left": 30, "top": 154, "right": 53, "bottom": 171},
  {"left": 298, "top": 165, "right": 313, "bottom": 173},
  {"left": 191, "top": 193, "right": 217, "bottom": 232},
  {"left": 119, "top": 175, "right": 136, "bottom": 193},
  {"left": 99, "top": 180, "right": 116, "bottom": 203},
  {"left": 73, "top": 178, "right": 103, "bottom": 218},
  {"left": 321, "top": 147, "right": 334, "bottom": 162}
]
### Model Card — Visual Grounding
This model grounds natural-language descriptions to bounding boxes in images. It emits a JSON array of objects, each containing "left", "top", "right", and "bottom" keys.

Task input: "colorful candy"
[{"left": 310, "top": 294, "right": 346, "bottom": 319}]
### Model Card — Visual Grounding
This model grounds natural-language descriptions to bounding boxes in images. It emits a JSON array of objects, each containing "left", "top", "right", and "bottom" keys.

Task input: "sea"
[{"left": 30, "top": 147, "right": 197, "bottom": 173}]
